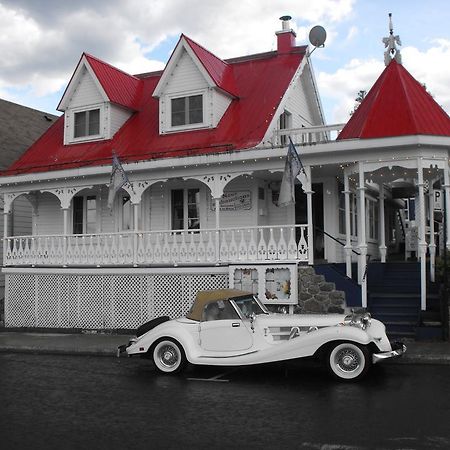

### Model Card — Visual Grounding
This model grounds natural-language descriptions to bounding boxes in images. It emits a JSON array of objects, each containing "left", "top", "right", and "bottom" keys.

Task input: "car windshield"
[{"left": 232, "top": 296, "right": 268, "bottom": 318}]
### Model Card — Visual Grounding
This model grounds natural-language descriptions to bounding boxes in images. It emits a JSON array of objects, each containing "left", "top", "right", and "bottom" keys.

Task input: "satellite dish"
[{"left": 309, "top": 25, "right": 327, "bottom": 48}]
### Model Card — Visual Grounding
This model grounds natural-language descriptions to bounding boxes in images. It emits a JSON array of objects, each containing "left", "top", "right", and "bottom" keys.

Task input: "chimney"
[{"left": 276, "top": 15, "right": 296, "bottom": 53}]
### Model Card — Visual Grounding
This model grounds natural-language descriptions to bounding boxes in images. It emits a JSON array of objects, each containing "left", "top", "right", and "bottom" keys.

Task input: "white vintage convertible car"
[{"left": 119, "top": 289, "right": 406, "bottom": 381}]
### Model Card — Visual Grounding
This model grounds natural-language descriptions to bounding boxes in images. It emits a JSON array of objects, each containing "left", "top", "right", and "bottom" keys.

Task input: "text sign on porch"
[
  {"left": 434, "top": 190, "right": 443, "bottom": 211},
  {"left": 211, "top": 191, "right": 252, "bottom": 211}
]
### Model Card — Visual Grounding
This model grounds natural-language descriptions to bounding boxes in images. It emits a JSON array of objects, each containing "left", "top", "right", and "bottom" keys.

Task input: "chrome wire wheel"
[
  {"left": 153, "top": 339, "right": 186, "bottom": 374},
  {"left": 327, "top": 342, "right": 370, "bottom": 381}
]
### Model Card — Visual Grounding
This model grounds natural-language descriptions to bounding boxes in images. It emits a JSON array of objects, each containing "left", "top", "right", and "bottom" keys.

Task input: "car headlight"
[{"left": 342, "top": 311, "right": 371, "bottom": 330}]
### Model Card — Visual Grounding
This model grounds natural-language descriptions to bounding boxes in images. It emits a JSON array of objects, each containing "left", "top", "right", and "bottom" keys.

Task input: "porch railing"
[
  {"left": 4, "top": 224, "right": 309, "bottom": 267},
  {"left": 273, "top": 123, "right": 346, "bottom": 146}
]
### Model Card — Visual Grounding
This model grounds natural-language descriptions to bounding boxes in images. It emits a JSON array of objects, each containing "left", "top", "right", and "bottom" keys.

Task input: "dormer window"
[
  {"left": 74, "top": 108, "right": 100, "bottom": 138},
  {"left": 171, "top": 94, "right": 203, "bottom": 127}
]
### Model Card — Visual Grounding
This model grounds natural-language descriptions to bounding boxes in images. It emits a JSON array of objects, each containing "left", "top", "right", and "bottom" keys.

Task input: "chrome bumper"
[{"left": 372, "top": 342, "right": 407, "bottom": 364}]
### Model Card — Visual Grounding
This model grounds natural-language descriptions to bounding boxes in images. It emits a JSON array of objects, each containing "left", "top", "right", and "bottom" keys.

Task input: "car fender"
[{"left": 126, "top": 319, "right": 199, "bottom": 360}]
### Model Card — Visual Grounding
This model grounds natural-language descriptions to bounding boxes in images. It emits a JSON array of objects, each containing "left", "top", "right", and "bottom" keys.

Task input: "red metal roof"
[
  {"left": 5, "top": 45, "right": 306, "bottom": 175},
  {"left": 338, "top": 59, "right": 450, "bottom": 140},
  {"left": 84, "top": 54, "right": 143, "bottom": 110},
  {"left": 182, "top": 35, "right": 238, "bottom": 97}
]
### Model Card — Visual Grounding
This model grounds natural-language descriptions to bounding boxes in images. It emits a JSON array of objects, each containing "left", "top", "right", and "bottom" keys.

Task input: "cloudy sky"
[{"left": 1, "top": 0, "right": 449, "bottom": 124}]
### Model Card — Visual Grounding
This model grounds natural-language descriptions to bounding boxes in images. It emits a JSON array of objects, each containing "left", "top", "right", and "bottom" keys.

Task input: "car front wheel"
[
  {"left": 326, "top": 342, "right": 370, "bottom": 381},
  {"left": 152, "top": 339, "right": 186, "bottom": 374}
]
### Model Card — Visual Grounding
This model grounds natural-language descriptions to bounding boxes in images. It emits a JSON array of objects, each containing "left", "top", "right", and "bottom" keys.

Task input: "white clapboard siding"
[
  {"left": 68, "top": 67, "right": 104, "bottom": 108},
  {"left": 212, "top": 90, "right": 232, "bottom": 127},
  {"left": 110, "top": 104, "right": 133, "bottom": 137},
  {"left": 285, "top": 71, "right": 317, "bottom": 127},
  {"left": 34, "top": 194, "right": 64, "bottom": 235},
  {"left": 205, "top": 178, "right": 256, "bottom": 229},
  {"left": 11, "top": 196, "right": 33, "bottom": 236},
  {"left": 165, "top": 49, "right": 209, "bottom": 94},
  {"left": 148, "top": 184, "right": 166, "bottom": 231}
]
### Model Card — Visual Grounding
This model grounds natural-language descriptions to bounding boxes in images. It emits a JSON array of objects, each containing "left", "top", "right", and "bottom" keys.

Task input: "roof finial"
[{"left": 382, "top": 12, "right": 402, "bottom": 66}]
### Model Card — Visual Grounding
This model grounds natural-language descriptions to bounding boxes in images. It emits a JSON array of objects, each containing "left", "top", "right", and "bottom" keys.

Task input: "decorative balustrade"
[
  {"left": 4, "top": 224, "right": 309, "bottom": 267},
  {"left": 273, "top": 123, "right": 346, "bottom": 147}
]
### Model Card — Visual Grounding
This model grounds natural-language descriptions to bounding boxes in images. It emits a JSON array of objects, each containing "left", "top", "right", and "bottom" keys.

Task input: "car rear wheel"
[
  {"left": 326, "top": 342, "right": 370, "bottom": 381},
  {"left": 152, "top": 339, "right": 186, "bottom": 374}
]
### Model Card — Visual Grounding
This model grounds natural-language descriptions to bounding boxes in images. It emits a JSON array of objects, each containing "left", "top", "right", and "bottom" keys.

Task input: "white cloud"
[
  {"left": 318, "top": 58, "right": 383, "bottom": 123},
  {"left": 317, "top": 40, "right": 450, "bottom": 123},
  {"left": 346, "top": 25, "right": 358, "bottom": 42},
  {"left": 0, "top": 0, "right": 355, "bottom": 106},
  {"left": 402, "top": 40, "right": 450, "bottom": 111}
]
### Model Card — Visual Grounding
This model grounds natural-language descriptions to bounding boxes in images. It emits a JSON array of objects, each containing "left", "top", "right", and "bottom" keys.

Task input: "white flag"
[
  {"left": 278, "top": 138, "right": 307, "bottom": 207},
  {"left": 107, "top": 154, "right": 129, "bottom": 210}
]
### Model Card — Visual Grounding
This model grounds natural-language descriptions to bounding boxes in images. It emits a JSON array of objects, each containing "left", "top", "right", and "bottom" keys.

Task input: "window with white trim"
[
  {"left": 171, "top": 188, "right": 200, "bottom": 230},
  {"left": 367, "top": 198, "right": 379, "bottom": 240},
  {"left": 74, "top": 108, "right": 100, "bottom": 138},
  {"left": 121, "top": 195, "right": 133, "bottom": 231},
  {"left": 171, "top": 95, "right": 203, "bottom": 127},
  {"left": 73, "top": 195, "right": 97, "bottom": 234},
  {"left": 338, "top": 183, "right": 357, "bottom": 237},
  {"left": 278, "top": 110, "right": 292, "bottom": 146}
]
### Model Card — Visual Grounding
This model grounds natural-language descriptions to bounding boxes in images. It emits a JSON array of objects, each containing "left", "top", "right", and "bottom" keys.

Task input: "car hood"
[{"left": 256, "top": 313, "right": 347, "bottom": 328}]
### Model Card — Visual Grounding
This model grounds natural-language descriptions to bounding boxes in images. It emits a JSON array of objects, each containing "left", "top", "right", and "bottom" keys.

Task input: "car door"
[{"left": 199, "top": 300, "right": 253, "bottom": 352}]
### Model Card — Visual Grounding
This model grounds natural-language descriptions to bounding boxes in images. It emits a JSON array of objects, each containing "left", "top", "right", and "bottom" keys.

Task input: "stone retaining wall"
[{"left": 295, "top": 266, "right": 346, "bottom": 314}]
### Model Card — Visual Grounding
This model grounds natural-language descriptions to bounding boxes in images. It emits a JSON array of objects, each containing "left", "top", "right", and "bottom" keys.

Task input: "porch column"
[
  {"left": 214, "top": 197, "right": 221, "bottom": 262},
  {"left": 429, "top": 189, "right": 436, "bottom": 282},
  {"left": 444, "top": 165, "right": 450, "bottom": 250},
  {"left": 357, "top": 162, "right": 368, "bottom": 308},
  {"left": 3, "top": 209, "right": 9, "bottom": 266},
  {"left": 133, "top": 203, "right": 140, "bottom": 267},
  {"left": 343, "top": 172, "right": 352, "bottom": 278},
  {"left": 62, "top": 208, "right": 69, "bottom": 267},
  {"left": 305, "top": 166, "right": 314, "bottom": 265},
  {"left": 417, "top": 158, "right": 427, "bottom": 311},
  {"left": 379, "top": 184, "right": 387, "bottom": 263}
]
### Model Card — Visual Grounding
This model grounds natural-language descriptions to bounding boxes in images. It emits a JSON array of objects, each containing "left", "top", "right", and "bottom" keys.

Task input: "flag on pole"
[
  {"left": 107, "top": 153, "right": 129, "bottom": 210},
  {"left": 278, "top": 137, "right": 307, "bottom": 207}
]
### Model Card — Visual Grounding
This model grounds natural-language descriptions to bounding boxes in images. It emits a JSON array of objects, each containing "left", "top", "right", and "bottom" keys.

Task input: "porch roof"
[{"left": 3, "top": 42, "right": 306, "bottom": 177}]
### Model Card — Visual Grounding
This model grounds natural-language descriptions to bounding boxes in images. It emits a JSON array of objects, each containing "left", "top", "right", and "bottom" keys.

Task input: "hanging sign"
[
  {"left": 211, "top": 191, "right": 252, "bottom": 211},
  {"left": 434, "top": 190, "right": 443, "bottom": 211}
]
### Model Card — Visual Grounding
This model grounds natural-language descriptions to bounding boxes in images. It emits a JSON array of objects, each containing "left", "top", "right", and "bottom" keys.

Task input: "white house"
[{"left": 1, "top": 18, "right": 449, "bottom": 337}]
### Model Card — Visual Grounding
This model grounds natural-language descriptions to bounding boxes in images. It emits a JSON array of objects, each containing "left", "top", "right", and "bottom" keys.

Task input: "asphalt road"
[{"left": 0, "top": 354, "right": 449, "bottom": 450}]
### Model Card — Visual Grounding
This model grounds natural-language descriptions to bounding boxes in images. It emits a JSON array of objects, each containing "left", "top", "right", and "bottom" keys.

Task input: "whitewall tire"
[
  {"left": 152, "top": 339, "right": 186, "bottom": 374},
  {"left": 327, "top": 342, "right": 370, "bottom": 381}
]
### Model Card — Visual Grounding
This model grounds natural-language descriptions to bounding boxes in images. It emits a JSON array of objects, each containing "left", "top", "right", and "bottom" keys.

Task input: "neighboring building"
[
  {"left": 0, "top": 99, "right": 58, "bottom": 324},
  {"left": 1, "top": 18, "right": 449, "bottom": 337}
]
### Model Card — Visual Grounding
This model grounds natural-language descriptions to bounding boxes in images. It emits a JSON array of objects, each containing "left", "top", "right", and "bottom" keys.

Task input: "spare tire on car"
[{"left": 136, "top": 316, "right": 170, "bottom": 337}]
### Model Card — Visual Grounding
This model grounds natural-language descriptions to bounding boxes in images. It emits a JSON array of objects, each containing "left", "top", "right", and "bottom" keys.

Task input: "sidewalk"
[{"left": 0, "top": 331, "right": 449, "bottom": 364}]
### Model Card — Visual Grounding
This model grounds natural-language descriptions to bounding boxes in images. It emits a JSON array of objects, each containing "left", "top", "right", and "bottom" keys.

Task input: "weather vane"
[{"left": 382, "top": 13, "right": 402, "bottom": 66}]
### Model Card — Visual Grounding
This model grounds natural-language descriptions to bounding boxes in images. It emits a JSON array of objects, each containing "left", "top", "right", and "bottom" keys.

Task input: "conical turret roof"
[{"left": 338, "top": 59, "right": 450, "bottom": 140}]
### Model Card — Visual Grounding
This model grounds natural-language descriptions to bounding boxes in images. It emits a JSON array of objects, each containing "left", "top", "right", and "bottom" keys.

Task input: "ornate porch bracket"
[
  {"left": 184, "top": 172, "right": 253, "bottom": 199},
  {"left": 123, "top": 179, "right": 168, "bottom": 204},
  {"left": 41, "top": 186, "right": 93, "bottom": 210},
  {"left": 3, "top": 191, "right": 30, "bottom": 214}
]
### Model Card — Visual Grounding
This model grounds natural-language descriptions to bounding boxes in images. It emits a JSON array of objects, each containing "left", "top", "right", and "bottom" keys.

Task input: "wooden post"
[
  {"left": 215, "top": 197, "right": 220, "bottom": 262},
  {"left": 358, "top": 162, "right": 367, "bottom": 308},
  {"left": 379, "top": 183, "right": 387, "bottom": 263},
  {"left": 417, "top": 158, "right": 427, "bottom": 311},
  {"left": 344, "top": 172, "right": 352, "bottom": 278},
  {"left": 429, "top": 189, "right": 436, "bottom": 283},
  {"left": 305, "top": 166, "right": 314, "bottom": 265}
]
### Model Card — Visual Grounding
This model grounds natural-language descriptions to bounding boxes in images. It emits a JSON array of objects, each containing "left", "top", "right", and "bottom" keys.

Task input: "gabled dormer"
[
  {"left": 57, "top": 53, "right": 141, "bottom": 145},
  {"left": 153, "top": 35, "right": 238, "bottom": 134}
]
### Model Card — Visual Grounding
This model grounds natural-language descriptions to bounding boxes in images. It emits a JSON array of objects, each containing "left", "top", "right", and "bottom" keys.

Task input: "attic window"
[
  {"left": 74, "top": 108, "right": 100, "bottom": 138},
  {"left": 171, "top": 95, "right": 203, "bottom": 126}
]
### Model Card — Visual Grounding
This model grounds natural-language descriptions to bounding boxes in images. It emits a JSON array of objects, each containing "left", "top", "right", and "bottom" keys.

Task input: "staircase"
[
  {"left": 368, "top": 263, "right": 421, "bottom": 339},
  {"left": 368, "top": 262, "right": 443, "bottom": 340}
]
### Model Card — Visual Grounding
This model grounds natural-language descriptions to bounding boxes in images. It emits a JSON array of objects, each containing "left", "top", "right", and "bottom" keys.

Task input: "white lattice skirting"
[{"left": 4, "top": 268, "right": 228, "bottom": 330}]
